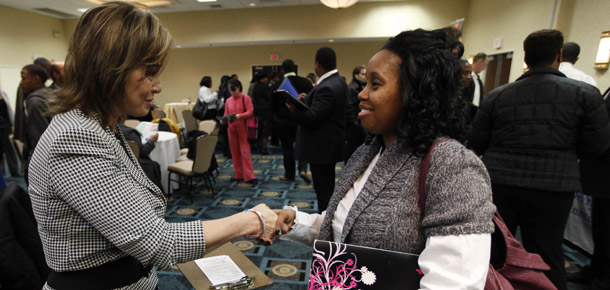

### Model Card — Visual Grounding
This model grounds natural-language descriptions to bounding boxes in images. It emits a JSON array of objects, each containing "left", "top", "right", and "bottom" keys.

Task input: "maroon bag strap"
[{"left": 417, "top": 139, "right": 449, "bottom": 215}]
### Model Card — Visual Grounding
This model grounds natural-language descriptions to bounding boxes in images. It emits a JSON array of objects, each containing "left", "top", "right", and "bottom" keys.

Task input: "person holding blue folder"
[{"left": 272, "top": 59, "right": 313, "bottom": 183}]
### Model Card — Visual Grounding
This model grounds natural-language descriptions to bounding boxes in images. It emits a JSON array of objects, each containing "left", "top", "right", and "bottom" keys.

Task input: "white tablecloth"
[{"left": 148, "top": 131, "right": 181, "bottom": 193}]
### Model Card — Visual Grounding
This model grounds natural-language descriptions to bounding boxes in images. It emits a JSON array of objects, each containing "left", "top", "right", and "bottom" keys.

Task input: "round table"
[{"left": 148, "top": 131, "right": 181, "bottom": 193}]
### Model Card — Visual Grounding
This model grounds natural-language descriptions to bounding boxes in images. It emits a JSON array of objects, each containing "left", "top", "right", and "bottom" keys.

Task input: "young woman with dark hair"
[{"left": 273, "top": 28, "right": 496, "bottom": 289}]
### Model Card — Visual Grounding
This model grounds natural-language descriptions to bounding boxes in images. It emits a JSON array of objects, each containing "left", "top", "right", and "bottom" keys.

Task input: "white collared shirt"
[
  {"left": 471, "top": 72, "right": 481, "bottom": 107},
  {"left": 559, "top": 62, "right": 598, "bottom": 88},
  {"left": 316, "top": 69, "right": 338, "bottom": 85},
  {"left": 198, "top": 86, "right": 218, "bottom": 109}
]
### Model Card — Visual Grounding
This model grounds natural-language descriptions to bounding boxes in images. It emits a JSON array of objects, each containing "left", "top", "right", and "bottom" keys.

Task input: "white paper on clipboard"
[{"left": 194, "top": 255, "right": 246, "bottom": 286}]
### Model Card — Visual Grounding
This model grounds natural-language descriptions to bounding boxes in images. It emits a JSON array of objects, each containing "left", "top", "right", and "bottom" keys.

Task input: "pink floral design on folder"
[{"left": 308, "top": 242, "right": 377, "bottom": 290}]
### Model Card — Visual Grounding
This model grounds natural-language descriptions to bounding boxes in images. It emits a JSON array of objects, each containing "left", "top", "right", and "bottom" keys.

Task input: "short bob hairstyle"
[
  {"left": 49, "top": 1, "right": 172, "bottom": 126},
  {"left": 382, "top": 28, "right": 466, "bottom": 156}
]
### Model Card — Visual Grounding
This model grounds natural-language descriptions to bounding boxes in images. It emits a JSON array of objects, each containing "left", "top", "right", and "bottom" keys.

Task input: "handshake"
[{"left": 245, "top": 204, "right": 297, "bottom": 246}]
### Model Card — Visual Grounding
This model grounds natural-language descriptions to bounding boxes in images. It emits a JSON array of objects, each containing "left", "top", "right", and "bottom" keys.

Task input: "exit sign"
[{"left": 270, "top": 54, "right": 280, "bottom": 61}]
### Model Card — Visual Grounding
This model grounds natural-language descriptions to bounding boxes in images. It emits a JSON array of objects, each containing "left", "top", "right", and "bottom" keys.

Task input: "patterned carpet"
[{"left": 157, "top": 147, "right": 331, "bottom": 290}]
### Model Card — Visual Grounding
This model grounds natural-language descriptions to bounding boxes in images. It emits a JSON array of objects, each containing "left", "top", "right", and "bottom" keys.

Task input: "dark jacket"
[
  {"left": 580, "top": 86, "right": 610, "bottom": 198},
  {"left": 469, "top": 67, "right": 610, "bottom": 192},
  {"left": 118, "top": 123, "right": 163, "bottom": 192},
  {"left": 294, "top": 72, "right": 347, "bottom": 164},
  {"left": 24, "top": 87, "right": 52, "bottom": 158},
  {"left": 119, "top": 123, "right": 155, "bottom": 158},
  {"left": 252, "top": 81, "right": 273, "bottom": 119},
  {"left": 0, "top": 184, "right": 49, "bottom": 289},
  {"left": 346, "top": 78, "right": 365, "bottom": 127}
]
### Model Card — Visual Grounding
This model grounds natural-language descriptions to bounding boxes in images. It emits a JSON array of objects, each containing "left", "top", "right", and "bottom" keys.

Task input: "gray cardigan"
[{"left": 318, "top": 137, "right": 496, "bottom": 255}]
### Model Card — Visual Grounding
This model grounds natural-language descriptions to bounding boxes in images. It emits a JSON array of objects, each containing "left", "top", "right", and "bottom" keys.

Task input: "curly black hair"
[{"left": 382, "top": 28, "right": 467, "bottom": 156}]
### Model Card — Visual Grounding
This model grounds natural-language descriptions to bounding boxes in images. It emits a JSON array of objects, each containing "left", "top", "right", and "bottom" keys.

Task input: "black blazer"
[
  {"left": 580, "top": 86, "right": 610, "bottom": 198},
  {"left": 294, "top": 72, "right": 347, "bottom": 164}
]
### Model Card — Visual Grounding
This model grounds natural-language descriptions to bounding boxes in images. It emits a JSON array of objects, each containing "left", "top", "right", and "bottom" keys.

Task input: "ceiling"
[{"left": 0, "top": 0, "right": 397, "bottom": 19}]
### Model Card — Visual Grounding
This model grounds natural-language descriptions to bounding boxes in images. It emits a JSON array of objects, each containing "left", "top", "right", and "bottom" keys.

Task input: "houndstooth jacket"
[
  {"left": 28, "top": 109, "right": 206, "bottom": 289},
  {"left": 318, "top": 136, "right": 496, "bottom": 255}
]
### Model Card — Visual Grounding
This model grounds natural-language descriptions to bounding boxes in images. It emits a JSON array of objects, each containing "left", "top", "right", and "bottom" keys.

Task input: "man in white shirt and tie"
[
  {"left": 559, "top": 42, "right": 598, "bottom": 88},
  {"left": 470, "top": 53, "right": 488, "bottom": 107}
]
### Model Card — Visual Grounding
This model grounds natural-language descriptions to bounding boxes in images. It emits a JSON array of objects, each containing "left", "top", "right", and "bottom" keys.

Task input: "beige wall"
[
  {"left": 2, "top": 0, "right": 609, "bottom": 108},
  {"left": 159, "top": 41, "right": 384, "bottom": 104},
  {"left": 562, "top": 0, "right": 610, "bottom": 90},
  {"left": 462, "top": 0, "right": 556, "bottom": 83},
  {"left": 61, "top": 0, "right": 471, "bottom": 105},
  {"left": 463, "top": 0, "right": 610, "bottom": 90},
  {"left": 156, "top": 0, "right": 468, "bottom": 46},
  {"left": 0, "top": 5, "right": 68, "bottom": 105}
]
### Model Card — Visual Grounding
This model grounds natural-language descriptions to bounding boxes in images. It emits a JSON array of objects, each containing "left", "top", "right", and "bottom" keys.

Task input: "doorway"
[{"left": 483, "top": 52, "right": 513, "bottom": 96}]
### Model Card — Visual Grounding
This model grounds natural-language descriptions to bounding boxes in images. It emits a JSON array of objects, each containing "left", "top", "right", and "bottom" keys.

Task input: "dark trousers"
[
  {"left": 310, "top": 163, "right": 336, "bottom": 213},
  {"left": 277, "top": 120, "right": 306, "bottom": 179},
  {"left": 0, "top": 125, "right": 19, "bottom": 176},
  {"left": 492, "top": 184, "right": 573, "bottom": 290},
  {"left": 591, "top": 197, "right": 610, "bottom": 288},
  {"left": 219, "top": 122, "right": 231, "bottom": 157}
]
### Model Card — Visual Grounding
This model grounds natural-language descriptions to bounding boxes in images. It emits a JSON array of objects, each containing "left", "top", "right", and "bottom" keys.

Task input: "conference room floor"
[{"left": 2, "top": 144, "right": 593, "bottom": 290}]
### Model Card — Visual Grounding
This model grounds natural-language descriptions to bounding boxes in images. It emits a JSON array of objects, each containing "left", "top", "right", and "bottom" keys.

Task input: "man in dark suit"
[
  {"left": 290, "top": 47, "right": 347, "bottom": 213},
  {"left": 470, "top": 52, "right": 488, "bottom": 105},
  {"left": 469, "top": 30, "right": 610, "bottom": 290},
  {"left": 273, "top": 59, "right": 314, "bottom": 183},
  {"left": 576, "top": 86, "right": 610, "bottom": 290}
]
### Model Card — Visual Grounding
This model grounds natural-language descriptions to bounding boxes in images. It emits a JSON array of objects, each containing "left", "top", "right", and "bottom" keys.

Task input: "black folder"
[
  {"left": 310, "top": 240, "right": 422, "bottom": 289},
  {"left": 273, "top": 89, "right": 310, "bottom": 110}
]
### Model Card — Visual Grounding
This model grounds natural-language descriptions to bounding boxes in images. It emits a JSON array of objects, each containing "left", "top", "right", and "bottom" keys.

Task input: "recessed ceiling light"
[
  {"left": 197, "top": 0, "right": 217, "bottom": 2},
  {"left": 249, "top": 3, "right": 256, "bottom": 6},
  {"left": 77, "top": 8, "right": 89, "bottom": 13},
  {"left": 328, "top": 39, "right": 335, "bottom": 43}
]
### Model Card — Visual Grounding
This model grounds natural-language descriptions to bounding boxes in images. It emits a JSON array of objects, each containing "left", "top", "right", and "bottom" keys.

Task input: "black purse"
[{"left": 192, "top": 99, "right": 208, "bottom": 120}]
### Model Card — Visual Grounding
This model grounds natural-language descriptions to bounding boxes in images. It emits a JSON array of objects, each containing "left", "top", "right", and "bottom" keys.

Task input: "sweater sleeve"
[{"left": 421, "top": 141, "right": 496, "bottom": 237}]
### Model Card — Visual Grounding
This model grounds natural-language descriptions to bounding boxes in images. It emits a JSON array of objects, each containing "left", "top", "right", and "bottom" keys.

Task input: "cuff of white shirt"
[{"left": 279, "top": 205, "right": 322, "bottom": 246}]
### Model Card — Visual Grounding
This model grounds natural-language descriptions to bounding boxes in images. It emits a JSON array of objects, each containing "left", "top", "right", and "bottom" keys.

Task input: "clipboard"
[
  {"left": 273, "top": 89, "right": 310, "bottom": 110},
  {"left": 177, "top": 242, "right": 273, "bottom": 289}
]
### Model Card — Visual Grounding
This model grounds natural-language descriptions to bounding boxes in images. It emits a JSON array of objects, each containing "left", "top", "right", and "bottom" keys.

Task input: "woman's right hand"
[{"left": 274, "top": 209, "right": 296, "bottom": 235}]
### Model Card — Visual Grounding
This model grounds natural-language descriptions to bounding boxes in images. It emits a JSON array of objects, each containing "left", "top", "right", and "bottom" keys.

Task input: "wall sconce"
[
  {"left": 320, "top": 0, "right": 358, "bottom": 9},
  {"left": 594, "top": 31, "right": 610, "bottom": 70}
]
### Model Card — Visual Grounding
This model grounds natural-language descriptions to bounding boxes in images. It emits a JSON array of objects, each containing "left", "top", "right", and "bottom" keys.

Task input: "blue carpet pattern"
[
  {"left": 157, "top": 151, "right": 330, "bottom": 290},
  {"left": 0, "top": 146, "right": 592, "bottom": 289}
]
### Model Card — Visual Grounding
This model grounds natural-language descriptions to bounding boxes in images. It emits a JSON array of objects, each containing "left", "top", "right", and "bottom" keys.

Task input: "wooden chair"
[
  {"left": 172, "top": 106, "right": 187, "bottom": 129},
  {"left": 182, "top": 110, "right": 198, "bottom": 133},
  {"left": 198, "top": 120, "right": 216, "bottom": 134},
  {"left": 167, "top": 135, "right": 218, "bottom": 203},
  {"left": 9, "top": 134, "right": 23, "bottom": 163},
  {"left": 124, "top": 119, "right": 141, "bottom": 129}
]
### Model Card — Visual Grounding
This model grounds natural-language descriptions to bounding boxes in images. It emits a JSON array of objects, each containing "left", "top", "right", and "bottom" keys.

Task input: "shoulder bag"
[
  {"left": 192, "top": 99, "right": 208, "bottom": 120},
  {"left": 418, "top": 140, "right": 557, "bottom": 290},
  {"left": 241, "top": 96, "right": 258, "bottom": 141}
]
